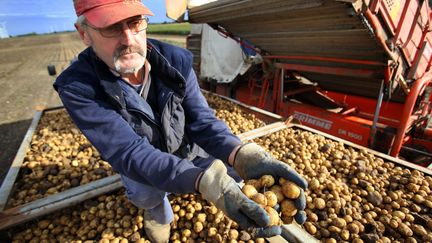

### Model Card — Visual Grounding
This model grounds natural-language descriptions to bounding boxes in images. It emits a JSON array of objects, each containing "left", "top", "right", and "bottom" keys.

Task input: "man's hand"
[
  {"left": 233, "top": 143, "right": 308, "bottom": 224},
  {"left": 198, "top": 160, "right": 281, "bottom": 238}
]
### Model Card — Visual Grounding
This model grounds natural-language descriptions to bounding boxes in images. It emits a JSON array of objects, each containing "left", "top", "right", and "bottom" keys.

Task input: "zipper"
[
  {"left": 160, "top": 92, "right": 174, "bottom": 147},
  {"left": 128, "top": 108, "right": 161, "bottom": 128},
  {"left": 128, "top": 107, "right": 168, "bottom": 152}
]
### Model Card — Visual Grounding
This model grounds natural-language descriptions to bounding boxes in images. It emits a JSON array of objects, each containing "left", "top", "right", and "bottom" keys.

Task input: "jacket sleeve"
[
  {"left": 57, "top": 85, "right": 203, "bottom": 194},
  {"left": 182, "top": 68, "right": 242, "bottom": 162}
]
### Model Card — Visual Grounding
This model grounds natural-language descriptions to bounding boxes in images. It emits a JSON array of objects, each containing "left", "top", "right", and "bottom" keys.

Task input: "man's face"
[{"left": 77, "top": 15, "right": 148, "bottom": 74}]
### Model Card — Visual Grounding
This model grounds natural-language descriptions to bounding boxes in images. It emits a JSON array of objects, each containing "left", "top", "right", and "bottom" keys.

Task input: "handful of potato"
[{"left": 241, "top": 175, "right": 301, "bottom": 226}]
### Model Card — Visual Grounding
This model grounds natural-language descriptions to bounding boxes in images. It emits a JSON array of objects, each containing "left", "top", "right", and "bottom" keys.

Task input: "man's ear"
[{"left": 75, "top": 23, "right": 91, "bottom": 46}]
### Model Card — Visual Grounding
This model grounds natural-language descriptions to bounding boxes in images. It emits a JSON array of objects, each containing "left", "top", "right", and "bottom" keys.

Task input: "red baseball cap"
[{"left": 74, "top": 0, "right": 154, "bottom": 28}]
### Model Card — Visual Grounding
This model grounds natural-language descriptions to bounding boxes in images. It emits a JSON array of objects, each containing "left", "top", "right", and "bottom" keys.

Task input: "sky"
[{"left": 0, "top": 0, "right": 172, "bottom": 37}]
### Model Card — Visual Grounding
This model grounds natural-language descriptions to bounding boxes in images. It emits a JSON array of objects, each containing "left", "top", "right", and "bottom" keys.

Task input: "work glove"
[
  {"left": 198, "top": 160, "right": 281, "bottom": 238},
  {"left": 233, "top": 142, "right": 308, "bottom": 224}
]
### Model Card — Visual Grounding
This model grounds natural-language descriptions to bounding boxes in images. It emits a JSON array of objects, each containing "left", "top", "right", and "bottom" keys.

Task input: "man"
[{"left": 55, "top": 0, "right": 307, "bottom": 242}]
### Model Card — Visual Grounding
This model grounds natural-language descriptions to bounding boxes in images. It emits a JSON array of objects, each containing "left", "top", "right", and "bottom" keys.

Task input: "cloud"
[
  {"left": 0, "top": 12, "right": 74, "bottom": 18},
  {"left": 46, "top": 14, "right": 75, "bottom": 19},
  {"left": 0, "top": 0, "right": 75, "bottom": 18},
  {"left": 0, "top": 13, "right": 38, "bottom": 17}
]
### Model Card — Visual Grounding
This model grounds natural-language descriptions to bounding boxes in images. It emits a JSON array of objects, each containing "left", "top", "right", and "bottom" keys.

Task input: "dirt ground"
[{"left": 0, "top": 32, "right": 185, "bottom": 185}]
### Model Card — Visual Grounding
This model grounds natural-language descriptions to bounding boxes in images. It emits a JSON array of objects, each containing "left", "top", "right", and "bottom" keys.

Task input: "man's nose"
[{"left": 119, "top": 26, "right": 135, "bottom": 45}]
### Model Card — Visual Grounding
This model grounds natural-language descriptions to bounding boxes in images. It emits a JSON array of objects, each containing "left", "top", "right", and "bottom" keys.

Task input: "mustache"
[{"left": 114, "top": 45, "right": 145, "bottom": 57}]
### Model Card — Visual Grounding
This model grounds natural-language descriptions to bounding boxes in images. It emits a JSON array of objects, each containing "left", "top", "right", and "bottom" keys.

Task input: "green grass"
[
  {"left": 155, "top": 39, "right": 185, "bottom": 48},
  {"left": 147, "top": 22, "right": 191, "bottom": 35}
]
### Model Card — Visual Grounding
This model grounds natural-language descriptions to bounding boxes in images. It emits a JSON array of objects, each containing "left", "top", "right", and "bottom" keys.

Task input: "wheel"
[{"left": 47, "top": 64, "right": 56, "bottom": 76}]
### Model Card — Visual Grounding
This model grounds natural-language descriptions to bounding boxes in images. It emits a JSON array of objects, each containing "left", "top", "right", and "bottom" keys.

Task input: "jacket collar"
[
  {"left": 146, "top": 41, "right": 186, "bottom": 97},
  {"left": 88, "top": 48, "right": 126, "bottom": 109},
  {"left": 88, "top": 40, "right": 187, "bottom": 109}
]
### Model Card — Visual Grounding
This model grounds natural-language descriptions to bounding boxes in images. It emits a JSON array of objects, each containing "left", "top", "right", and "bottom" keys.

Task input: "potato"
[
  {"left": 389, "top": 218, "right": 399, "bottom": 229},
  {"left": 245, "top": 179, "right": 262, "bottom": 191},
  {"left": 412, "top": 224, "right": 427, "bottom": 237},
  {"left": 252, "top": 193, "right": 267, "bottom": 206},
  {"left": 228, "top": 229, "right": 239, "bottom": 240},
  {"left": 427, "top": 219, "right": 432, "bottom": 230},
  {"left": 255, "top": 238, "right": 265, "bottom": 243},
  {"left": 265, "top": 206, "right": 281, "bottom": 226},
  {"left": 196, "top": 213, "right": 206, "bottom": 223},
  {"left": 37, "top": 220, "right": 50, "bottom": 229},
  {"left": 193, "top": 202, "right": 203, "bottom": 211},
  {"left": 206, "top": 205, "right": 218, "bottom": 215},
  {"left": 340, "top": 230, "right": 350, "bottom": 241},
  {"left": 270, "top": 185, "right": 285, "bottom": 203},
  {"left": 398, "top": 223, "right": 413, "bottom": 237},
  {"left": 264, "top": 191, "right": 278, "bottom": 207},
  {"left": 392, "top": 210, "right": 405, "bottom": 220},
  {"left": 332, "top": 218, "right": 347, "bottom": 228},
  {"left": 281, "top": 199, "right": 297, "bottom": 217},
  {"left": 207, "top": 227, "right": 218, "bottom": 237},
  {"left": 178, "top": 210, "right": 188, "bottom": 220},
  {"left": 324, "top": 238, "right": 337, "bottom": 243},
  {"left": 281, "top": 181, "right": 301, "bottom": 199},
  {"left": 185, "top": 212, "right": 194, "bottom": 220},
  {"left": 172, "top": 204, "right": 180, "bottom": 212},
  {"left": 304, "top": 222, "right": 317, "bottom": 235},
  {"left": 241, "top": 185, "right": 258, "bottom": 199},
  {"left": 348, "top": 222, "right": 360, "bottom": 234},
  {"left": 313, "top": 198, "right": 326, "bottom": 210},
  {"left": 279, "top": 215, "right": 293, "bottom": 225},
  {"left": 260, "top": 175, "right": 275, "bottom": 188},
  {"left": 182, "top": 229, "right": 192, "bottom": 237}
]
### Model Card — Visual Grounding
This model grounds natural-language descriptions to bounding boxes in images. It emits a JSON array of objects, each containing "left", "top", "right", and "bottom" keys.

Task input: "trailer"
[{"left": 3, "top": 102, "right": 431, "bottom": 242}]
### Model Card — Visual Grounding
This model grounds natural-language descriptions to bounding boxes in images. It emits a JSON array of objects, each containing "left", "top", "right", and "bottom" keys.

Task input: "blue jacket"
[{"left": 54, "top": 39, "right": 241, "bottom": 194}]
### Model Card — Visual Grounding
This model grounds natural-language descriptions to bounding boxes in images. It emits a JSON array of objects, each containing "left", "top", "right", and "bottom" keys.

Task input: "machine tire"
[{"left": 47, "top": 64, "right": 56, "bottom": 76}]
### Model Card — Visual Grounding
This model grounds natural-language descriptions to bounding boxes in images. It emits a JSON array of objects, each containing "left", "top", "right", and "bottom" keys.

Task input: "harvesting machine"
[{"left": 168, "top": 0, "right": 432, "bottom": 168}]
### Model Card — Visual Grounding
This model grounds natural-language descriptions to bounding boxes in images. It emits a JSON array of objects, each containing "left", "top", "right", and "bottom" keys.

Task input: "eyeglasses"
[{"left": 84, "top": 16, "right": 149, "bottom": 38}]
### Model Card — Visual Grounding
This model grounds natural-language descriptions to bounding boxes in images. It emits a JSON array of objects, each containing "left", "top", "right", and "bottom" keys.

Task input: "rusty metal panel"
[
  {"left": 189, "top": 0, "right": 324, "bottom": 23},
  {"left": 187, "top": 34, "right": 202, "bottom": 74}
]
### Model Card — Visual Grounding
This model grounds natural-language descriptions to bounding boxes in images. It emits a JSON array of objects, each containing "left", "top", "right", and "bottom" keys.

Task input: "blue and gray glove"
[
  {"left": 233, "top": 142, "right": 308, "bottom": 224},
  {"left": 198, "top": 160, "right": 281, "bottom": 238}
]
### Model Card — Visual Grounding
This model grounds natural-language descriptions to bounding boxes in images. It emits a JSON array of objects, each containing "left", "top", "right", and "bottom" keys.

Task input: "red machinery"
[{"left": 186, "top": 0, "right": 432, "bottom": 168}]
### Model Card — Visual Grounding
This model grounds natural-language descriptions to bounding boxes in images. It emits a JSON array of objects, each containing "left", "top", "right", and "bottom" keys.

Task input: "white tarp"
[{"left": 197, "top": 24, "right": 253, "bottom": 83}]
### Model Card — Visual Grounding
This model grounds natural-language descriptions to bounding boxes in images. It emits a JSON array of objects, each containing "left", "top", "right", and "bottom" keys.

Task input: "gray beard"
[
  {"left": 113, "top": 55, "right": 145, "bottom": 74},
  {"left": 113, "top": 45, "right": 146, "bottom": 74}
]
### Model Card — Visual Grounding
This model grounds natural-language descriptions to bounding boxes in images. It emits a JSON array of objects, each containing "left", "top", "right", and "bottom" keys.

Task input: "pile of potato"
[
  {"left": 253, "top": 128, "right": 432, "bottom": 242},
  {"left": 242, "top": 175, "right": 302, "bottom": 226},
  {"left": 10, "top": 92, "right": 432, "bottom": 242},
  {"left": 8, "top": 93, "right": 264, "bottom": 208},
  {"left": 170, "top": 193, "right": 266, "bottom": 243},
  {"left": 8, "top": 190, "right": 268, "bottom": 243},
  {"left": 9, "top": 190, "right": 150, "bottom": 243},
  {"left": 4, "top": 95, "right": 272, "bottom": 241},
  {"left": 8, "top": 110, "right": 114, "bottom": 208},
  {"left": 203, "top": 92, "right": 266, "bottom": 134}
]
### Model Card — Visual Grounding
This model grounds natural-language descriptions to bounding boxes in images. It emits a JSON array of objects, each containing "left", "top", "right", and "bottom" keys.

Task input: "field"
[
  {"left": 0, "top": 31, "right": 186, "bottom": 185},
  {"left": 147, "top": 22, "right": 191, "bottom": 35}
]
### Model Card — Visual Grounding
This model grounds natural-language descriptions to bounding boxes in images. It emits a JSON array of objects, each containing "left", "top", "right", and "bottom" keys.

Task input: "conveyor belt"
[{"left": 188, "top": 0, "right": 407, "bottom": 100}]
